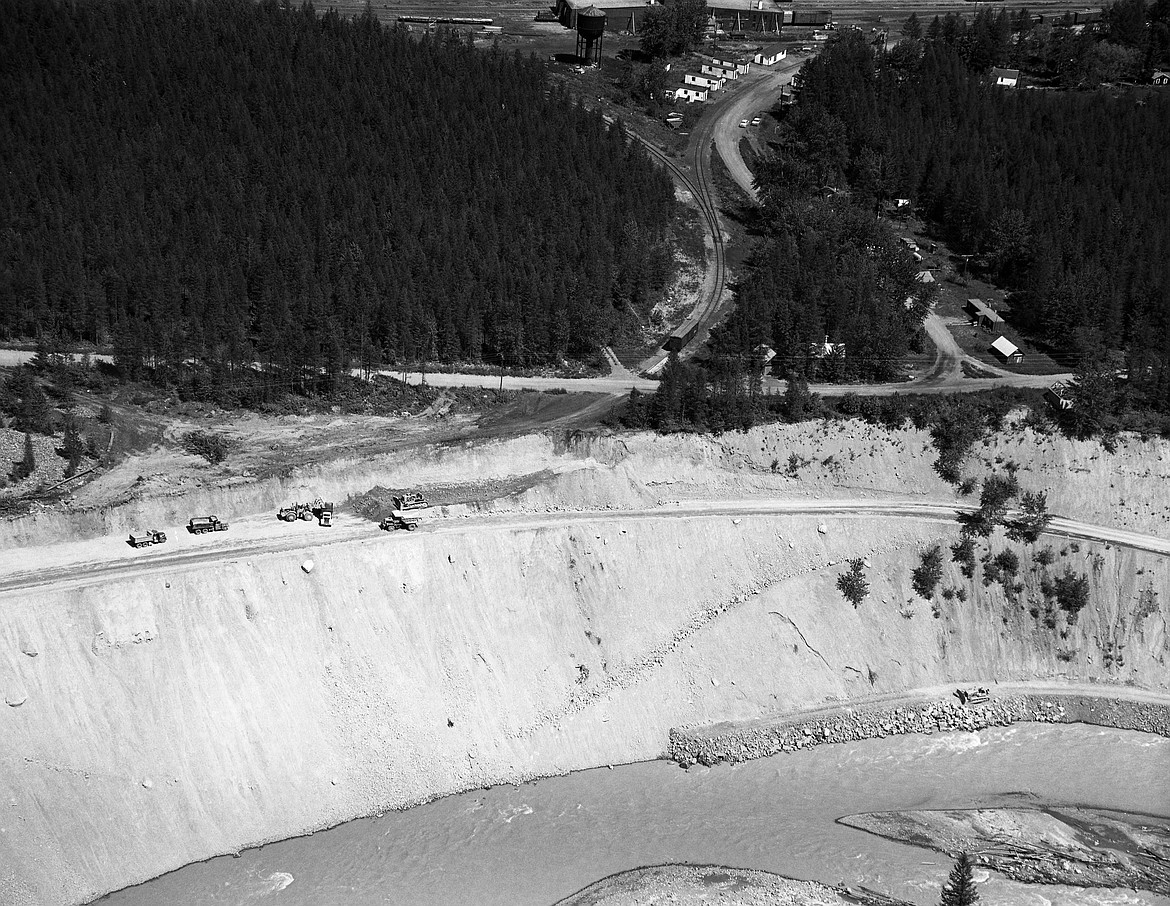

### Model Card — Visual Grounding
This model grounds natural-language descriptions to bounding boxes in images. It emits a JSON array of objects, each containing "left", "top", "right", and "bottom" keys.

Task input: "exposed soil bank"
[
  {"left": 669, "top": 692, "right": 1170, "bottom": 767},
  {"left": 1, "top": 423, "right": 1169, "bottom": 905}
]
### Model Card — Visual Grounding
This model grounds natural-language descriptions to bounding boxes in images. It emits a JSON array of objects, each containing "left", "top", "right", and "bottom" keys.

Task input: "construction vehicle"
[
  {"left": 312, "top": 498, "right": 335, "bottom": 527},
  {"left": 128, "top": 529, "right": 167, "bottom": 548},
  {"left": 392, "top": 491, "right": 428, "bottom": 511},
  {"left": 187, "top": 515, "right": 229, "bottom": 534},
  {"left": 277, "top": 502, "right": 315, "bottom": 522},
  {"left": 954, "top": 687, "right": 991, "bottom": 706},
  {"left": 380, "top": 513, "right": 419, "bottom": 532}
]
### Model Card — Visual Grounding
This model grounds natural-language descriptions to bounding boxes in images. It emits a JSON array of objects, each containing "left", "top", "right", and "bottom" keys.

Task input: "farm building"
[
  {"left": 685, "top": 72, "right": 724, "bottom": 91},
  {"left": 702, "top": 62, "right": 739, "bottom": 80},
  {"left": 1154, "top": 70, "right": 1170, "bottom": 85},
  {"left": 673, "top": 86, "right": 708, "bottom": 103},
  {"left": 556, "top": 0, "right": 648, "bottom": 32},
  {"left": 992, "top": 67, "right": 1020, "bottom": 87},
  {"left": 754, "top": 43, "right": 787, "bottom": 65},
  {"left": 991, "top": 335, "right": 1023, "bottom": 364},
  {"left": 964, "top": 298, "right": 984, "bottom": 318}
]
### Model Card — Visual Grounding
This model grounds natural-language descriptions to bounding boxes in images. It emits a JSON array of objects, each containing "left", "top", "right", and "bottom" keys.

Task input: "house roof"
[
  {"left": 992, "top": 67, "right": 1020, "bottom": 80},
  {"left": 981, "top": 309, "right": 1004, "bottom": 323},
  {"left": 760, "top": 42, "right": 786, "bottom": 55},
  {"left": 991, "top": 335, "right": 1020, "bottom": 357},
  {"left": 916, "top": 270, "right": 934, "bottom": 283},
  {"left": 1154, "top": 70, "right": 1170, "bottom": 79}
]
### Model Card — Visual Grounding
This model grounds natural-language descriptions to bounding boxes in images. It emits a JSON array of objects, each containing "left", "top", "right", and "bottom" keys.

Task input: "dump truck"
[
  {"left": 187, "top": 515, "right": 229, "bottom": 534},
  {"left": 380, "top": 513, "right": 418, "bottom": 532},
  {"left": 278, "top": 503, "right": 315, "bottom": 522},
  {"left": 392, "top": 491, "right": 428, "bottom": 510},
  {"left": 128, "top": 529, "right": 167, "bottom": 548},
  {"left": 313, "top": 498, "right": 335, "bottom": 527}
]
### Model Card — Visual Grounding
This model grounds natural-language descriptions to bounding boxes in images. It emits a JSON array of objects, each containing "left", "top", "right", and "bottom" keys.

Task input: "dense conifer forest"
[
  {"left": 0, "top": 0, "right": 677, "bottom": 390},
  {"left": 709, "top": 21, "right": 1169, "bottom": 430}
]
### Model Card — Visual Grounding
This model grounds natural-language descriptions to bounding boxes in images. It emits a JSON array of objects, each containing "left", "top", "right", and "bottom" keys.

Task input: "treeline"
[
  {"left": 713, "top": 35, "right": 935, "bottom": 384},
  {"left": 777, "top": 28, "right": 1170, "bottom": 417},
  {"left": 898, "top": 0, "right": 1170, "bottom": 86},
  {"left": 0, "top": 0, "right": 677, "bottom": 393}
]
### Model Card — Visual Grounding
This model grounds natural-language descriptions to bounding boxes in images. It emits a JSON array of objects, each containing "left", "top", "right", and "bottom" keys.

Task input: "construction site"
[{"left": 1, "top": 404, "right": 1168, "bottom": 904}]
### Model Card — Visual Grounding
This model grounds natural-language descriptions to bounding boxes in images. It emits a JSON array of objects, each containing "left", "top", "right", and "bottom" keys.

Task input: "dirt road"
[{"left": 2, "top": 498, "right": 1165, "bottom": 596}]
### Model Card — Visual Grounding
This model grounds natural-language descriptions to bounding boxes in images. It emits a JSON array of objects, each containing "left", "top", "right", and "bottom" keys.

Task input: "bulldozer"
[
  {"left": 953, "top": 687, "right": 991, "bottom": 706},
  {"left": 277, "top": 502, "right": 315, "bottom": 522},
  {"left": 392, "top": 491, "right": 428, "bottom": 511}
]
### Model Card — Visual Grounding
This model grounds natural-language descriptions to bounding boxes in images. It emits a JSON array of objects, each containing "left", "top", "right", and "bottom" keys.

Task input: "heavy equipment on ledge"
[
  {"left": 954, "top": 687, "right": 991, "bottom": 705},
  {"left": 277, "top": 502, "right": 316, "bottom": 522},
  {"left": 128, "top": 529, "right": 167, "bottom": 548},
  {"left": 380, "top": 513, "right": 419, "bottom": 532},
  {"left": 392, "top": 491, "right": 428, "bottom": 511},
  {"left": 313, "top": 498, "right": 334, "bottom": 527},
  {"left": 187, "top": 515, "right": 229, "bottom": 534}
]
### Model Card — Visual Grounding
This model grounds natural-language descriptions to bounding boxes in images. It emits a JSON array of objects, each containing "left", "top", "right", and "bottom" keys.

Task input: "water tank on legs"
[{"left": 576, "top": 6, "right": 607, "bottom": 64}]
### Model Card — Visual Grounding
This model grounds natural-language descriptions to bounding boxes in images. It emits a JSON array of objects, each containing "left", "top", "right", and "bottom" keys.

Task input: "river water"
[{"left": 104, "top": 724, "right": 1170, "bottom": 906}]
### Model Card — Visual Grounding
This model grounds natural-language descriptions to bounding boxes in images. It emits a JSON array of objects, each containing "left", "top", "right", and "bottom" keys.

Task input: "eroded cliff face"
[{"left": 2, "top": 507, "right": 1166, "bottom": 906}]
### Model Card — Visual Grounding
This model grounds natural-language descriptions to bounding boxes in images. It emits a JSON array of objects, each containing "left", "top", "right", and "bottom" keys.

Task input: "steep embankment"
[{"left": 2, "top": 500, "right": 1168, "bottom": 904}]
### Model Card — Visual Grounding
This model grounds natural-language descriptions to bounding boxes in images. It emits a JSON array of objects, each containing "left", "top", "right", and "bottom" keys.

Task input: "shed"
[
  {"left": 672, "top": 86, "right": 708, "bottom": 103},
  {"left": 990, "top": 335, "right": 1023, "bottom": 364},
  {"left": 1045, "top": 381, "right": 1074, "bottom": 410},
  {"left": 978, "top": 309, "right": 1004, "bottom": 331},
  {"left": 713, "top": 56, "right": 750, "bottom": 74},
  {"left": 964, "top": 298, "right": 984, "bottom": 318},
  {"left": 916, "top": 270, "right": 934, "bottom": 284},
  {"left": 753, "top": 43, "right": 787, "bottom": 66},
  {"left": 754, "top": 344, "right": 777, "bottom": 365},
  {"left": 992, "top": 67, "right": 1020, "bottom": 87}
]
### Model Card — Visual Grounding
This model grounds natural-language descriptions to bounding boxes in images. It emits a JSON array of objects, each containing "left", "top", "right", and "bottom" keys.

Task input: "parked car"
[
  {"left": 751, "top": 116, "right": 761, "bottom": 126},
  {"left": 739, "top": 119, "right": 748, "bottom": 128}
]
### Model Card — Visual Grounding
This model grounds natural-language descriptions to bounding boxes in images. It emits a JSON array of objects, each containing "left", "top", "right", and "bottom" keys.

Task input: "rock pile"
[{"left": 669, "top": 693, "right": 1170, "bottom": 768}]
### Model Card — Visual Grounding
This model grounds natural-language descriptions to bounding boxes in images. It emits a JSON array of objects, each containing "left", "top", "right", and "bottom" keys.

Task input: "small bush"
[
  {"left": 911, "top": 545, "right": 944, "bottom": 599},
  {"left": 950, "top": 537, "right": 976, "bottom": 578},
  {"left": 181, "top": 430, "right": 236, "bottom": 464},
  {"left": 1034, "top": 545, "right": 1056, "bottom": 567},
  {"left": 837, "top": 559, "right": 869, "bottom": 608},
  {"left": 955, "top": 587, "right": 968, "bottom": 602},
  {"left": 1054, "top": 569, "right": 1090, "bottom": 618}
]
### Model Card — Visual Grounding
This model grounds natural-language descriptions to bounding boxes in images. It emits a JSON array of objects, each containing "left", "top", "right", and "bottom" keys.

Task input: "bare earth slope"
[{"left": 1, "top": 421, "right": 1168, "bottom": 905}]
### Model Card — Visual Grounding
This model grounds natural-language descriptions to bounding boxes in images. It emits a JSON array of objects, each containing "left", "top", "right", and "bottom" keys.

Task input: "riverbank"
[{"left": 669, "top": 690, "right": 1170, "bottom": 767}]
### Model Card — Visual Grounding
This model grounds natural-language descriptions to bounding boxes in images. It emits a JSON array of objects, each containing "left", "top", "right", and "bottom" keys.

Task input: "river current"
[{"left": 104, "top": 724, "right": 1170, "bottom": 906}]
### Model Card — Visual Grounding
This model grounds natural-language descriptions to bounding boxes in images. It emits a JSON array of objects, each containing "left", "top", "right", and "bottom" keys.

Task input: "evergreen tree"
[
  {"left": 940, "top": 852, "right": 980, "bottom": 906},
  {"left": 13, "top": 433, "right": 36, "bottom": 482}
]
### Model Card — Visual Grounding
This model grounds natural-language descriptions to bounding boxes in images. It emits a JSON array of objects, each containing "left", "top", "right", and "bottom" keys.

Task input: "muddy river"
[{"left": 102, "top": 724, "right": 1170, "bottom": 906}]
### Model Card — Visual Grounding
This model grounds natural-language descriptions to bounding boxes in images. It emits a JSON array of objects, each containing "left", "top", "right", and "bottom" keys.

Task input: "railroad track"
[{"left": 599, "top": 115, "right": 727, "bottom": 369}]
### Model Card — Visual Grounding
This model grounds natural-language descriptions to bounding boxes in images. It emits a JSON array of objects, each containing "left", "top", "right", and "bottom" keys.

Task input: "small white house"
[
  {"left": 1153, "top": 70, "right": 1170, "bottom": 85},
  {"left": 992, "top": 67, "right": 1019, "bottom": 88},
  {"left": 673, "top": 86, "right": 708, "bottom": 103},
  {"left": 916, "top": 269, "right": 935, "bottom": 284},
  {"left": 753, "top": 43, "right": 787, "bottom": 66},
  {"left": 991, "top": 335, "right": 1024, "bottom": 364},
  {"left": 702, "top": 62, "right": 738, "bottom": 80},
  {"left": 685, "top": 72, "right": 723, "bottom": 91}
]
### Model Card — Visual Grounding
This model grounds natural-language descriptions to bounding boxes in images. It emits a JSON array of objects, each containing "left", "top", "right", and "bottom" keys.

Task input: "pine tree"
[
  {"left": 940, "top": 852, "right": 980, "bottom": 906},
  {"left": 14, "top": 433, "right": 37, "bottom": 482}
]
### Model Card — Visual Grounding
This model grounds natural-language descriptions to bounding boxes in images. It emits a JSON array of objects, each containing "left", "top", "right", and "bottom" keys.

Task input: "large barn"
[{"left": 556, "top": 0, "right": 651, "bottom": 32}]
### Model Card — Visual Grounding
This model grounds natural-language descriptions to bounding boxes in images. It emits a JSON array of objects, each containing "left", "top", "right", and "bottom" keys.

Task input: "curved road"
[{"left": 2, "top": 499, "right": 1166, "bottom": 596}]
